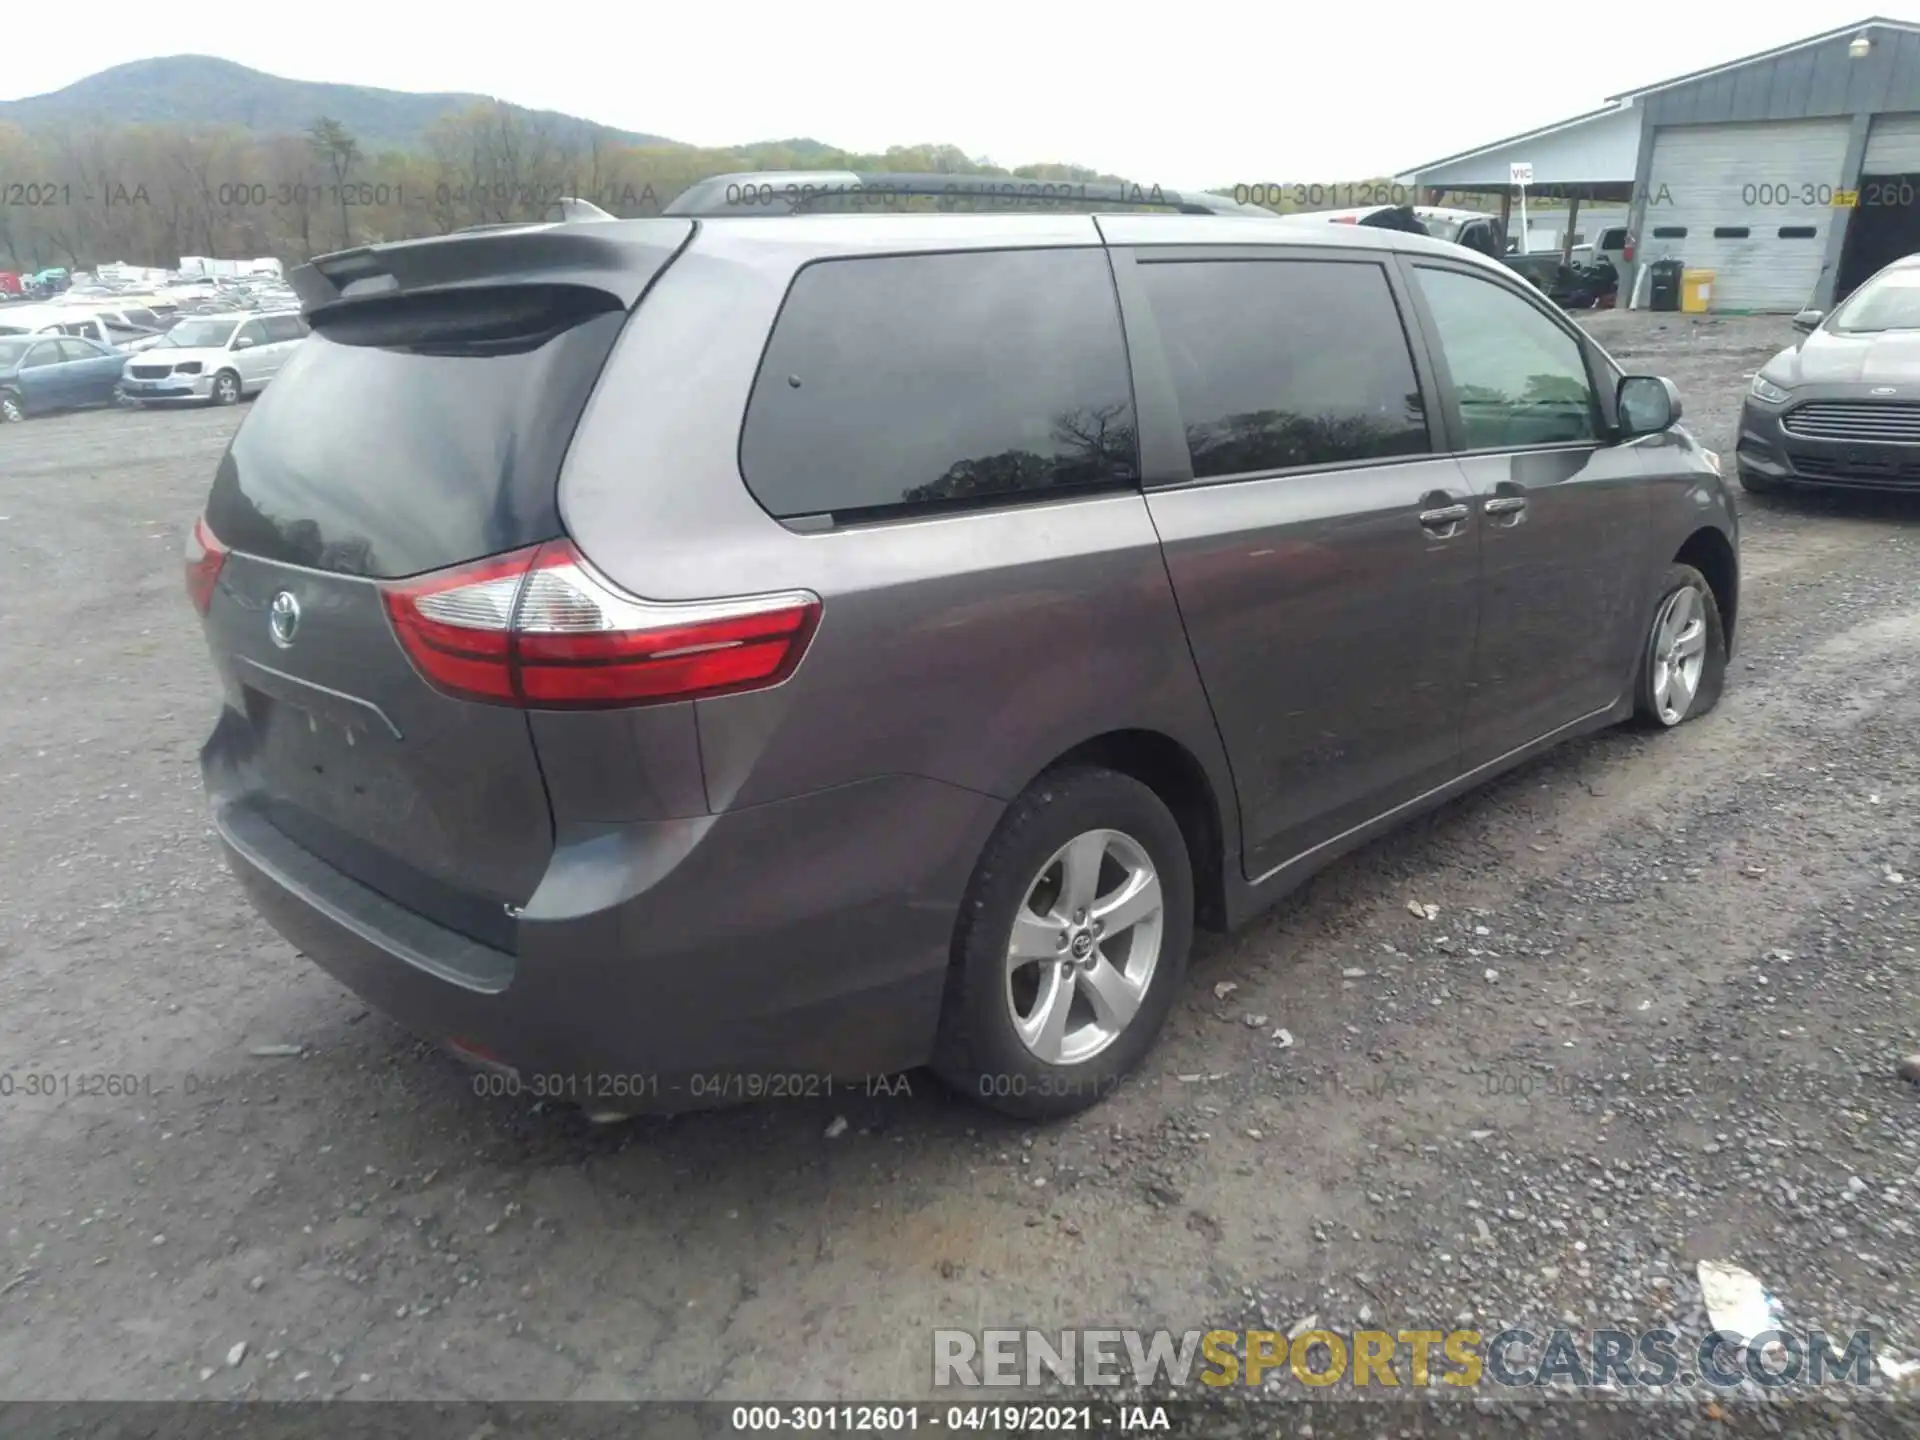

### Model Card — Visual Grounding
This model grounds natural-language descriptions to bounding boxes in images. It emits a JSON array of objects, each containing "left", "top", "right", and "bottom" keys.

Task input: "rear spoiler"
[
  {"left": 452, "top": 197, "right": 622, "bottom": 235},
  {"left": 289, "top": 218, "right": 695, "bottom": 318},
  {"left": 662, "top": 170, "right": 1272, "bottom": 218}
]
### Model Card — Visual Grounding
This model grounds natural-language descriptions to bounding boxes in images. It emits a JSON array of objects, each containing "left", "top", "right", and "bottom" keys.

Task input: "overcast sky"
[{"left": 1, "top": 2, "right": 1901, "bottom": 185}]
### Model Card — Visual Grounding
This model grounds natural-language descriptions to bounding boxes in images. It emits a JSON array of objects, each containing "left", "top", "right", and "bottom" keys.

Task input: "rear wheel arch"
[
  {"left": 1028, "top": 729, "right": 1228, "bottom": 933},
  {"left": 1674, "top": 526, "right": 1738, "bottom": 653},
  {"left": 932, "top": 762, "right": 1196, "bottom": 1117}
]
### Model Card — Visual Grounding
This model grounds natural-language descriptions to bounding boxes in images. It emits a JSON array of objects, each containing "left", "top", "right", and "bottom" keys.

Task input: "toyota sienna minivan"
[{"left": 186, "top": 176, "right": 1739, "bottom": 1120}]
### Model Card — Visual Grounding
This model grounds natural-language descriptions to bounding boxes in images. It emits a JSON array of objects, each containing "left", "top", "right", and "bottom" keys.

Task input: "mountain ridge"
[{"left": 0, "top": 55, "right": 693, "bottom": 153}]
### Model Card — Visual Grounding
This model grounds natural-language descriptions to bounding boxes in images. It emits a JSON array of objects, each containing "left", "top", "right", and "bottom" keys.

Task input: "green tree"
[{"left": 307, "top": 117, "right": 361, "bottom": 249}]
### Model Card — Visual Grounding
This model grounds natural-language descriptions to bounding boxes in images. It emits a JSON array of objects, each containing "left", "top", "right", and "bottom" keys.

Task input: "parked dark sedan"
[
  {"left": 0, "top": 333, "right": 129, "bottom": 422},
  {"left": 1738, "top": 254, "right": 1920, "bottom": 495}
]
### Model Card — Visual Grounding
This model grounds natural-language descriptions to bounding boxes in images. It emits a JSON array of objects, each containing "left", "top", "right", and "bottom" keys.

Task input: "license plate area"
[{"left": 244, "top": 685, "right": 426, "bottom": 849}]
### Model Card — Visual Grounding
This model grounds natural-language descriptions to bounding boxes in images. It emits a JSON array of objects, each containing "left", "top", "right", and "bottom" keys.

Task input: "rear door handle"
[
  {"left": 1483, "top": 492, "right": 1529, "bottom": 528},
  {"left": 1418, "top": 503, "right": 1471, "bottom": 530}
]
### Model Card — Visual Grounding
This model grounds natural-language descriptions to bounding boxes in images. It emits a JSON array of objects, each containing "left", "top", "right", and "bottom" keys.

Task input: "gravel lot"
[{"left": 2, "top": 312, "right": 1918, "bottom": 1418}]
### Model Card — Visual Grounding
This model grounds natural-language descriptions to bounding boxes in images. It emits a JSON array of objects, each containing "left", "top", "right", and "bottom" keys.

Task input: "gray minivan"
[{"left": 186, "top": 178, "right": 1739, "bottom": 1120}]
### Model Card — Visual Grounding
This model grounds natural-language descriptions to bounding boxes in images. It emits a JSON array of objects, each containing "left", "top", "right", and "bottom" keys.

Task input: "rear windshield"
[{"left": 206, "top": 286, "right": 627, "bottom": 578}]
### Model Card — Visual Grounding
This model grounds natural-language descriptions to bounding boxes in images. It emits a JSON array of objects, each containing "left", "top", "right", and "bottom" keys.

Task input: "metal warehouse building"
[{"left": 1397, "top": 17, "right": 1920, "bottom": 312}]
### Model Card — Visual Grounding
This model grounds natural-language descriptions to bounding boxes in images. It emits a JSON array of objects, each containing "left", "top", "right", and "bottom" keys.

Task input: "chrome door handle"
[
  {"left": 1483, "top": 496, "right": 1527, "bottom": 515},
  {"left": 1418, "top": 504, "right": 1471, "bottom": 528}
]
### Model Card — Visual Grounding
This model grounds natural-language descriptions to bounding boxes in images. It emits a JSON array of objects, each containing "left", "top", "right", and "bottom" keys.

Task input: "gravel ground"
[{"left": 2, "top": 313, "right": 1918, "bottom": 1425}]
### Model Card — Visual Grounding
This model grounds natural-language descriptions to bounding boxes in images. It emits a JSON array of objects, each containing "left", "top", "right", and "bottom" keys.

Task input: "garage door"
[
  {"left": 1864, "top": 113, "right": 1920, "bottom": 172},
  {"left": 1645, "top": 119, "right": 1852, "bottom": 311}
]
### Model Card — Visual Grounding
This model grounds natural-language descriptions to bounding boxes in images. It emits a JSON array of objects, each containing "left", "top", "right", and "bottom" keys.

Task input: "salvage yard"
[{"left": 1, "top": 312, "right": 1918, "bottom": 1406}]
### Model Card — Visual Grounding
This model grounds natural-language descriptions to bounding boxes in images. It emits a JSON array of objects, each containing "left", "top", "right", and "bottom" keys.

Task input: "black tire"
[
  {"left": 932, "top": 766, "right": 1193, "bottom": 1120},
  {"left": 0, "top": 389, "right": 22, "bottom": 423},
  {"left": 210, "top": 370, "right": 241, "bottom": 406},
  {"left": 1737, "top": 467, "right": 1783, "bottom": 497},
  {"left": 1632, "top": 563, "right": 1727, "bottom": 730}
]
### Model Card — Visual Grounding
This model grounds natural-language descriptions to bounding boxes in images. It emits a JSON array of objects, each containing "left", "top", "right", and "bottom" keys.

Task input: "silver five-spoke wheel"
[
  {"left": 1649, "top": 584, "right": 1707, "bottom": 725},
  {"left": 1006, "top": 828, "right": 1164, "bottom": 1066}
]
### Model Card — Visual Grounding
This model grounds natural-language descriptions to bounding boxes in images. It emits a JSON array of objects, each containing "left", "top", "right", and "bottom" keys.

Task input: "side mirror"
[
  {"left": 1617, "top": 375, "right": 1683, "bottom": 437},
  {"left": 1791, "top": 309, "right": 1823, "bottom": 333}
]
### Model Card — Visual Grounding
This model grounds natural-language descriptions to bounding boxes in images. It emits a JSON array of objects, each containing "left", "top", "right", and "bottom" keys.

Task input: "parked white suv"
[{"left": 121, "top": 310, "right": 309, "bottom": 407}]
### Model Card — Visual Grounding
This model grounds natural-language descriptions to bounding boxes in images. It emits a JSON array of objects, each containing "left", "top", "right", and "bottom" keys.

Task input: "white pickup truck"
[{"left": 0, "top": 305, "right": 168, "bottom": 353}]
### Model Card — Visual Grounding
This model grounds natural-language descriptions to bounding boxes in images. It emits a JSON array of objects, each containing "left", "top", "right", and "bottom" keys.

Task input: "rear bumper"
[
  {"left": 1738, "top": 399, "right": 1920, "bottom": 492},
  {"left": 208, "top": 770, "right": 1003, "bottom": 1112}
]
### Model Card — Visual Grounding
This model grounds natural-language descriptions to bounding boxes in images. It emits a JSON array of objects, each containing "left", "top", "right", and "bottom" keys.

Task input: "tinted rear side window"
[
  {"left": 740, "top": 248, "right": 1137, "bottom": 521},
  {"left": 1136, "top": 258, "right": 1430, "bottom": 478},
  {"left": 207, "top": 286, "right": 628, "bottom": 579}
]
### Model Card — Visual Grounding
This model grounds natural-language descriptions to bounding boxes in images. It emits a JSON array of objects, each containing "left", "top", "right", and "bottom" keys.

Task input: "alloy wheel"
[
  {"left": 1005, "top": 828, "right": 1164, "bottom": 1066},
  {"left": 1649, "top": 584, "right": 1708, "bottom": 726}
]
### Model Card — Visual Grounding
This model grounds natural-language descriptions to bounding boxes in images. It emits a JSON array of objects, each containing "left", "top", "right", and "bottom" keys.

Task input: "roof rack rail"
[{"left": 661, "top": 171, "right": 1269, "bottom": 218}]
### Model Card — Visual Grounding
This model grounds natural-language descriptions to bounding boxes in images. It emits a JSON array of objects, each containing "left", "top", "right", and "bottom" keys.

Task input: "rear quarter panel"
[{"left": 556, "top": 222, "right": 1239, "bottom": 821}]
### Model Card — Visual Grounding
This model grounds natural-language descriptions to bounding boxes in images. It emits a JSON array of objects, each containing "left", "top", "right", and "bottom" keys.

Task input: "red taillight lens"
[
  {"left": 1331, "top": 215, "right": 1359, "bottom": 224},
  {"left": 185, "top": 515, "right": 228, "bottom": 615},
  {"left": 380, "top": 540, "right": 821, "bottom": 709},
  {"left": 1624, "top": 241, "right": 1636, "bottom": 262},
  {"left": 380, "top": 547, "right": 529, "bottom": 701}
]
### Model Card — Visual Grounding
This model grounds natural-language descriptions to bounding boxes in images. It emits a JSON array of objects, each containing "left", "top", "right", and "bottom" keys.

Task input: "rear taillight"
[
  {"left": 185, "top": 515, "right": 227, "bottom": 615},
  {"left": 1624, "top": 239, "right": 1636, "bottom": 263},
  {"left": 381, "top": 540, "right": 821, "bottom": 709}
]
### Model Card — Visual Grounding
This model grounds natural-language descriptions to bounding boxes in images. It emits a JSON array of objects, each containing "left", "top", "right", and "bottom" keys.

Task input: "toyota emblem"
[{"left": 268, "top": 590, "right": 301, "bottom": 648}]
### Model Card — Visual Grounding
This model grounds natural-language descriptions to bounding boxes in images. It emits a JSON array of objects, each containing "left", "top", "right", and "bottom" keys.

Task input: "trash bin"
[
  {"left": 1648, "top": 259, "right": 1685, "bottom": 312},
  {"left": 1682, "top": 269, "right": 1715, "bottom": 313}
]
